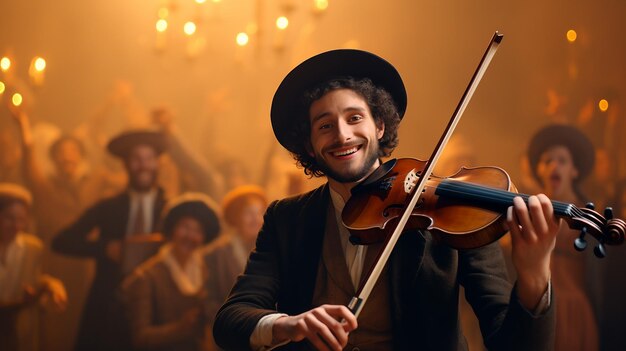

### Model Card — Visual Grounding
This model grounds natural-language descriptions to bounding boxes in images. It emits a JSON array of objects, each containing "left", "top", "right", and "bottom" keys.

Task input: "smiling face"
[
  {"left": 536, "top": 145, "right": 579, "bottom": 199},
  {"left": 308, "top": 89, "right": 384, "bottom": 184},
  {"left": 233, "top": 197, "right": 265, "bottom": 245},
  {"left": 170, "top": 216, "right": 205, "bottom": 260},
  {"left": 124, "top": 144, "right": 159, "bottom": 192}
]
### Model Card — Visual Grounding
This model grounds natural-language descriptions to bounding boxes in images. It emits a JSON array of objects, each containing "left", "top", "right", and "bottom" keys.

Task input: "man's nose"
[{"left": 335, "top": 120, "right": 352, "bottom": 143}]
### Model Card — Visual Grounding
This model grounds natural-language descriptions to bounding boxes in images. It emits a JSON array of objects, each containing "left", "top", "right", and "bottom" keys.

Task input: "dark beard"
[
  {"left": 315, "top": 148, "right": 380, "bottom": 183},
  {"left": 129, "top": 171, "right": 158, "bottom": 192}
]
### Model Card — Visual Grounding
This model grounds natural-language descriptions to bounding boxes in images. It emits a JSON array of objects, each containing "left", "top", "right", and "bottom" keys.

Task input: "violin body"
[{"left": 343, "top": 158, "right": 626, "bottom": 251}]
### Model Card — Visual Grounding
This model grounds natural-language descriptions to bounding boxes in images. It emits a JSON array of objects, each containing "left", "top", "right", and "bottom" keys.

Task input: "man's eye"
[
  {"left": 350, "top": 115, "right": 363, "bottom": 121},
  {"left": 319, "top": 123, "right": 331, "bottom": 130}
]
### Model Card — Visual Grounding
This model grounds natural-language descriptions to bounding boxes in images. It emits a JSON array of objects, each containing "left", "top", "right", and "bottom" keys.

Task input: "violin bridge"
[{"left": 404, "top": 169, "right": 419, "bottom": 193}]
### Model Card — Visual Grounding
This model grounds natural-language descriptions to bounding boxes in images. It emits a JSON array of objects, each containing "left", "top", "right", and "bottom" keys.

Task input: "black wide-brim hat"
[
  {"left": 162, "top": 193, "right": 221, "bottom": 244},
  {"left": 271, "top": 49, "right": 407, "bottom": 153},
  {"left": 107, "top": 129, "right": 167, "bottom": 159},
  {"left": 528, "top": 124, "right": 595, "bottom": 183}
]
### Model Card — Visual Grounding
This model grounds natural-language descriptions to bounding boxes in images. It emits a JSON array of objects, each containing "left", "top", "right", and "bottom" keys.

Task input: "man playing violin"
[{"left": 213, "top": 49, "right": 558, "bottom": 350}]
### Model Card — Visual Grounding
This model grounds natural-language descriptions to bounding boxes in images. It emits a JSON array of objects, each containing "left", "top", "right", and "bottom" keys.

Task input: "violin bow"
[{"left": 348, "top": 32, "right": 504, "bottom": 318}]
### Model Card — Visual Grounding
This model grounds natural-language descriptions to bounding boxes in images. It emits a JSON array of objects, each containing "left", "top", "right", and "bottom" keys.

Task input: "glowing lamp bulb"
[
  {"left": 156, "top": 19, "right": 168, "bottom": 32},
  {"left": 184, "top": 21, "right": 197, "bottom": 36},
  {"left": 0, "top": 57, "right": 10, "bottom": 72},
  {"left": 276, "top": 16, "right": 289, "bottom": 30},
  {"left": 566, "top": 29, "right": 577, "bottom": 43},
  {"left": 12, "top": 93, "right": 23, "bottom": 107},
  {"left": 599, "top": 99, "right": 609, "bottom": 112},
  {"left": 236, "top": 32, "right": 249, "bottom": 46},
  {"left": 34, "top": 57, "right": 46, "bottom": 72},
  {"left": 314, "top": 0, "right": 329, "bottom": 11}
]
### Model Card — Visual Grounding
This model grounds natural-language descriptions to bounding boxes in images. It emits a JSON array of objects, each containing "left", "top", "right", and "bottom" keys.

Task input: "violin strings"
[{"left": 436, "top": 180, "right": 579, "bottom": 218}]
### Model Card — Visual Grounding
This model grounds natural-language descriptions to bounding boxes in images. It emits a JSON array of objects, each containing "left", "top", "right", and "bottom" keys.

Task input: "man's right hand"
[{"left": 272, "top": 304, "right": 358, "bottom": 351}]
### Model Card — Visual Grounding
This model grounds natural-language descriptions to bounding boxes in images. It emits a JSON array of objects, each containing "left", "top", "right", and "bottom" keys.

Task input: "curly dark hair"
[{"left": 289, "top": 77, "right": 401, "bottom": 177}]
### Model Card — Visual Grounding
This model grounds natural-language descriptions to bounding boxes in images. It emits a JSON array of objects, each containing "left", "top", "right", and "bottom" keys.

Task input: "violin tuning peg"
[
  {"left": 585, "top": 202, "right": 596, "bottom": 210},
  {"left": 604, "top": 207, "right": 614, "bottom": 220},
  {"left": 574, "top": 227, "right": 588, "bottom": 252},
  {"left": 594, "top": 243, "right": 607, "bottom": 259},
  {"left": 574, "top": 237, "right": 587, "bottom": 251}
]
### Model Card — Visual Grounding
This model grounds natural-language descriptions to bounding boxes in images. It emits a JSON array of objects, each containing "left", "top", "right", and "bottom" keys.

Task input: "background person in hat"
[
  {"left": 52, "top": 129, "right": 168, "bottom": 351},
  {"left": 203, "top": 185, "right": 268, "bottom": 348},
  {"left": 121, "top": 192, "right": 221, "bottom": 351},
  {"left": 213, "top": 49, "right": 558, "bottom": 350},
  {"left": 527, "top": 124, "right": 599, "bottom": 351}
]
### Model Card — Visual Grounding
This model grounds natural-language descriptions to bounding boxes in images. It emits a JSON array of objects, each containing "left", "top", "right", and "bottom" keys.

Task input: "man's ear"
[{"left": 376, "top": 121, "right": 385, "bottom": 140}]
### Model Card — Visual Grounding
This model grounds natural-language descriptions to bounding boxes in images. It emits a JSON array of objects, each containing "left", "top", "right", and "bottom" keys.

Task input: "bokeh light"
[
  {"left": 276, "top": 16, "right": 289, "bottom": 30},
  {"left": 0, "top": 81, "right": 5, "bottom": 94},
  {"left": 158, "top": 8, "right": 169, "bottom": 18},
  {"left": 34, "top": 57, "right": 46, "bottom": 72},
  {"left": 184, "top": 21, "right": 197, "bottom": 35},
  {"left": 0, "top": 57, "right": 10, "bottom": 72},
  {"left": 599, "top": 99, "right": 609, "bottom": 112},
  {"left": 566, "top": 29, "right": 577, "bottom": 43},
  {"left": 12, "top": 93, "right": 23, "bottom": 107},
  {"left": 314, "top": 0, "right": 329, "bottom": 11},
  {"left": 156, "top": 19, "right": 168, "bottom": 32},
  {"left": 236, "top": 32, "right": 249, "bottom": 46}
]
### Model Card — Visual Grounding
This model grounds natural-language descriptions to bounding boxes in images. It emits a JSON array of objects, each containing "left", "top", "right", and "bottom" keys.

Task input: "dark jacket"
[
  {"left": 52, "top": 188, "right": 166, "bottom": 351},
  {"left": 213, "top": 184, "right": 555, "bottom": 350}
]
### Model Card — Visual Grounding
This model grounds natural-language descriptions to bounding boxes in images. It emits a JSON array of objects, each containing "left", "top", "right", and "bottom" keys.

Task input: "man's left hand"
[{"left": 507, "top": 194, "right": 560, "bottom": 310}]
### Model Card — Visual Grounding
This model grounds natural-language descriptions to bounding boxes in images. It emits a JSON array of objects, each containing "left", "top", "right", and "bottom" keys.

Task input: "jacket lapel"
[
  {"left": 288, "top": 184, "right": 329, "bottom": 314},
  {"left": 114, "top": 192, "right": 131, "bottom": 239},
  {"left": 323, "top": 204, "right": 357, "bottom": 296},
  {"left": 151, "top": 187, "right": 167, "bottom": 232}
]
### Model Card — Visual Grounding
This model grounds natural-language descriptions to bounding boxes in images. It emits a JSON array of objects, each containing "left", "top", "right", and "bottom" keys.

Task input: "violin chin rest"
[{"left": 353, "top": 158, "right": 398, "bottom": 194}]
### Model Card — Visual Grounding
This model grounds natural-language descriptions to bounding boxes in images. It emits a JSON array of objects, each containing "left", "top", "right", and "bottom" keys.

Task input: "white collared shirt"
[
  {"left": 160, "top": 243, "right": 204, "bottom": 295},
  {"left": 126, "top": 188, "right": 158, "bottom": 236},
  {"left": 0, "top": 234, "right": 26, "bottom": 301}
]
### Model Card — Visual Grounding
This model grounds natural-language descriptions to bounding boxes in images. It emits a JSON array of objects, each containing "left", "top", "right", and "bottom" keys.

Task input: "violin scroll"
[{"left": 569, "top": 204, "right": 626, "bottom": 258}]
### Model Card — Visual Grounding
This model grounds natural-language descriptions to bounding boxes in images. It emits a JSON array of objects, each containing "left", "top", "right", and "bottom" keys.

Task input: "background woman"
[
  {"left": 527, "top": 124, "right": 599, "bottom": 351},
  {"left": 121, "top": 192, "right": 220, "bottom": 351}
]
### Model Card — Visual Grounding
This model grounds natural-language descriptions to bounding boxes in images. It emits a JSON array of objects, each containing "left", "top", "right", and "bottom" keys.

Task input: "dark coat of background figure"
[{"left": 52, "top": 188, "right": 166, "bottom": 351}]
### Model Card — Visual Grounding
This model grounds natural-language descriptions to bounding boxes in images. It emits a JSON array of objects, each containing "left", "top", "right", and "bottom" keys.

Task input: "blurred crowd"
[
  {"left": 0, "top": 85, "right": 324, "bottom": 351},
  {"left": 0, "top": 83, "right": 625, "bottom": 351}
]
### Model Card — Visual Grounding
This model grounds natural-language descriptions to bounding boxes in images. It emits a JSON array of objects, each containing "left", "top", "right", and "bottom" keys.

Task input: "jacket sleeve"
[
  {"left": 51, "top": 201, "right": 108, "bottom": 258},
  {"left": 213, "top": 201, "right": 283, "bottom": 351},
  {"left": 458, "top": 241, "right": 555, "bottom": 351}
]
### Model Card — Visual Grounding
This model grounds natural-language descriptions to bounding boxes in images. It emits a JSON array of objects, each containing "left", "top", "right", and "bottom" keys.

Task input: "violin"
[
  {"left": 341, "top": 32, "right": 625, "bottom": 318},
  {"left": 343, "top": 158, "right": 626, "bottom": 253}
]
